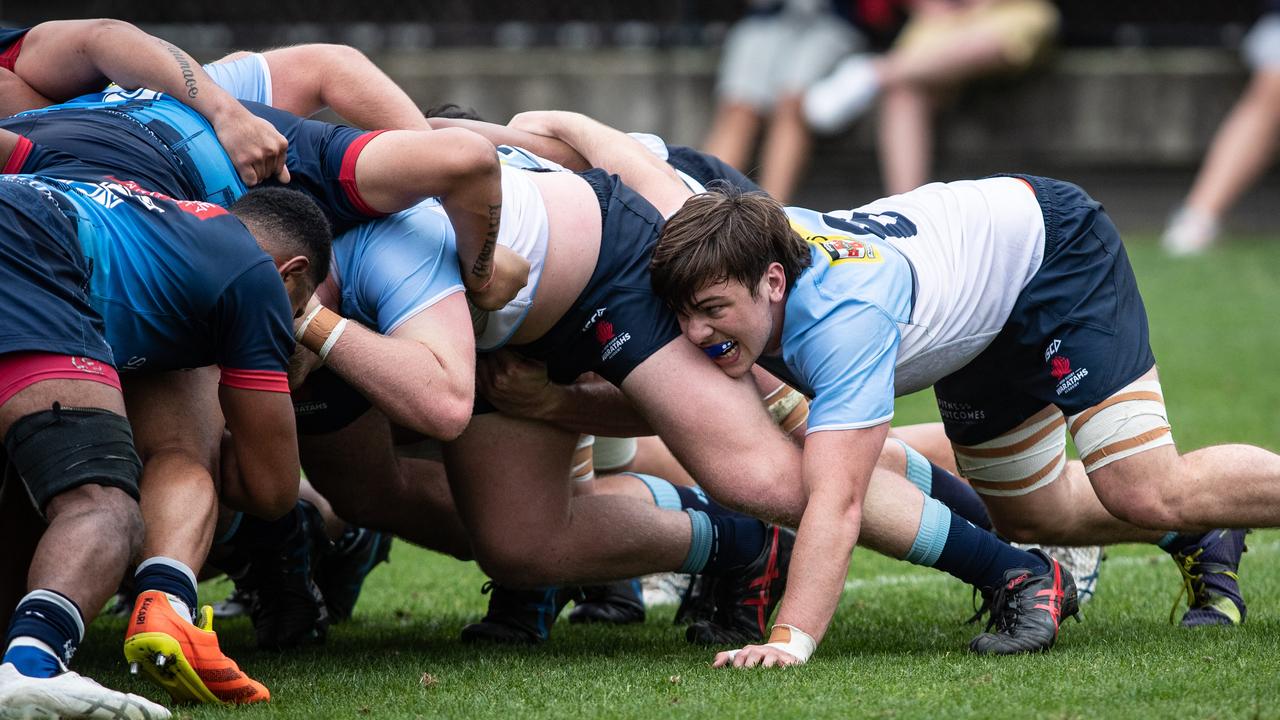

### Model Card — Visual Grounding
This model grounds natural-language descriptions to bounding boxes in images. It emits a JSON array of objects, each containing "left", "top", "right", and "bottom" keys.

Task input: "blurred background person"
[
  {"left": 804, "top": 0, "right": 1058, "bottom": 195},
  {"left": 1162, "top": 0, "right": 1280, "bottom": 256},
  {"left": 700, "top": 0, "right": 867, "bottom": 203}
]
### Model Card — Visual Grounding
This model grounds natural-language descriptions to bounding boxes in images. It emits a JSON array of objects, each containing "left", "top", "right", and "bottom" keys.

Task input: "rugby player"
[
  {"left": 0, "top": 123, "right": 330, "bottom": 716},
  {"left": 524, "top": 111, "right": 1273, "bottom": 664},
  {"left": 0, "top": 86, "right": 522, "bottom": 688},
  {"left": 0, "top": 20, "right": 287, "bottom": 185},
  {"left": 172, "top": 73, "right": 1077, "bottom": 657},
  {"left": 14, "top": 71, "right": 1076, "bottom": 662}
]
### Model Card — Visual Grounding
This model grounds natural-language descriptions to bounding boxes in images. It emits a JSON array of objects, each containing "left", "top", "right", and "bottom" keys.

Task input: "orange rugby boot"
[{"left": 123, "top": 590, "right": 270, "bottom": 704}]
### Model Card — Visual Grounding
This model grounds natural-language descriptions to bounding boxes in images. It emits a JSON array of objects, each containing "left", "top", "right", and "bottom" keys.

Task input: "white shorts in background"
[
  {"left": 1244, "top": 14, "right": 1280, "bottom": 70},
  {"left": 717, "top": 12, "right": 864, "bottom": 110}
]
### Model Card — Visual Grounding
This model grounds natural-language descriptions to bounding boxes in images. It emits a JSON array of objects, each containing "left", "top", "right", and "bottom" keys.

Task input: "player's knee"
[
  {"left": 48, "top": 484, "right": 144, "bottom": 559},
  {"left": 991, "top": 516, "right": 1052, "bottom": 544},
  {"left": 247, "top": 483, "right": 298, "bottom": 521},
  {"left": 471, "top": 541, "right": 555, "bottom": 587}
]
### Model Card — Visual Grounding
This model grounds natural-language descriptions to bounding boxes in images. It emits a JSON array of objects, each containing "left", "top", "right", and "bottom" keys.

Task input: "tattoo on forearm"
[
  {"left": 471, "top": 203, "right": 501, "bottom": 280},
  {"left": 160, "top": 40, "right": 199, "bottom": 99}
]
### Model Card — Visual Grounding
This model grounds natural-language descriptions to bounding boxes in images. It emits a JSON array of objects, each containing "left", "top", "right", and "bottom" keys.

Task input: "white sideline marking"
[{"left": 844, "top": 540, "right": 1278, "bottom": 592}]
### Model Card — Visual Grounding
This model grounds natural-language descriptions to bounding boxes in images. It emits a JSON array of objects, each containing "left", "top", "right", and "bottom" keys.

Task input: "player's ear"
[
  {"left": 276, "top": 255, "right": 311, "bottom": 284},
  {"left": 765, "top": 262, "right": 787, "bottom": 302}
]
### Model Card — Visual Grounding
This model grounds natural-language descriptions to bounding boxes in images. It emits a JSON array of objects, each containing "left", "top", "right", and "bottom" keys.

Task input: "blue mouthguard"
[{"left": 703, "top": 340, "right": 735, "bottom": 359}]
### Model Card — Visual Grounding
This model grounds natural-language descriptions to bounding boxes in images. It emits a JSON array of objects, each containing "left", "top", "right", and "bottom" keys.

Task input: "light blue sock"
[
  {"left": 898, "top": 441, "right": 934, "bottom": 495},
  {"left": 904, "top": 496, "right": 951, "bottom": 567},
  {"left": 629, "top": 473, "right": 683, "bottom": 511},
  {"left": 679, "top": 509, "right": 713, "bottom": 573}
]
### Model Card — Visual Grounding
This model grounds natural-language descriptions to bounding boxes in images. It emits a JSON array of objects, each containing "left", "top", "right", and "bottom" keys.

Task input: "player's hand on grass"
[
  {"left": 213, "top": 107, "right": 290, "bottom": 186},
  {"left": 713, "top": 644, "right": 803, "bottom": 669},
  {"left": 466, "top": 245, "right": 529, "bottom": 311},
  {"left": 477, "top": 350, "right": 558, "bottom": 421}
]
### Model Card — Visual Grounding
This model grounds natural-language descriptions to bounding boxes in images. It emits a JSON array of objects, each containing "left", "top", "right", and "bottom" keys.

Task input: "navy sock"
[
  {"left": 700, "top": 511, "right": 767, "bottom": 576},
  {"left": 134, "top": 558, "right": 198, "bottom": 612},
  {"left": 934, "top": 512, "right": 1048, "bottom": 591},
  {"left": 895, "top": 441, "right": 993, "bottom": 531},
  {"left": 3, "top": 590, "right": 84, "bottom": 677},
  {"left": 929, "top": 464, "right": 994, "bottom": 531},
  {"left": 669, "top": 482, "right": 767, "bottom": 574}
]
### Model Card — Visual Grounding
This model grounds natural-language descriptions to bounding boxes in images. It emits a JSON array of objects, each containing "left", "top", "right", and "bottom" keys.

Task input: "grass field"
[{"left": 76, "top": 235, "right": 1280, "bottom": 719}]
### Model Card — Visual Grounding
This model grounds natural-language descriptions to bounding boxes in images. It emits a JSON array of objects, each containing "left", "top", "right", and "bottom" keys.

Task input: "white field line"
[{"left": 843, "top": 540, "right": 1279, "bottom": 592}]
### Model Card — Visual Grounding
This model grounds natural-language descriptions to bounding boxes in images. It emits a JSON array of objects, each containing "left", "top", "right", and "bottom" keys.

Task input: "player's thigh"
[
  {"left": 298, "top": 405, "right": 401, "bottom": 517},
  {"left": 621, "top": 337, "right": 804, "bottom": 523},
  {"left": 123, "top": 366, "right": 223, "bottom": 471},
  {"left": 1068, "top": 367, "right": 1181, "bottom": 512},
  {"left": 442, "top": 411, "right": 577, "bottom": 541},
  {"left": 0, "top": 377, "right": 125, "bottom": 434}
]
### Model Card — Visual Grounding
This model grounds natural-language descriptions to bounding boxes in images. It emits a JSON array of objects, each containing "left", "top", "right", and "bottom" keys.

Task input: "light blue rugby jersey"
[
  {"left": 768, "top": 206, "right": 918, "bottom": 434},
  {"left": 331, "top": 200, "right": 464, "bottom": 334}
]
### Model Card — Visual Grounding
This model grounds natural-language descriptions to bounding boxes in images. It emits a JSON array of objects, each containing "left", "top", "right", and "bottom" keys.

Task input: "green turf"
[{"left": 76, "top": 235, "right": 1280, "bottom": 719}]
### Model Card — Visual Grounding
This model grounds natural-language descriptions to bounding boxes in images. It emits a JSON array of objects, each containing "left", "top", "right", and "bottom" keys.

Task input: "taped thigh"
[
  {"left": 952, "top": 405, "right": 1067, "bottom": 497},
  {"left": 1068, "top": 378, "right": 1173, "bottom": 473},
  {"left": 4, "top": 404, "right": 141, "bottom": 514}
]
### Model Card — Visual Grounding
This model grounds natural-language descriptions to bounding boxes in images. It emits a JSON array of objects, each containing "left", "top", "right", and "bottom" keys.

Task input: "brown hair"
[{"left": 651, "top": 183, "right": 810, "bottom": 313}]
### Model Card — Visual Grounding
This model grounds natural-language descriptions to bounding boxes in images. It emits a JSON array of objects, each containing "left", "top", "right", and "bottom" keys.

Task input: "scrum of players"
[{"left": 0, "top": 18, "right": 1273, "bottom": 720}]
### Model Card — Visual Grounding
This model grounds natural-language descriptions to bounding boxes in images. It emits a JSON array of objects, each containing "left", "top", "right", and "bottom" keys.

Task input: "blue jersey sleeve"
[
  {"left": 338, "top": 202, "right": 465, "bottom": 334},
  {"left": 203, "top": 55, "right": 272, "bottom": 105},
  {"left": 213, "top": 260, "right": 294, "bottom": 393},
  {"left": 788, "top": 299, "right": 900, "bottom": 434}
]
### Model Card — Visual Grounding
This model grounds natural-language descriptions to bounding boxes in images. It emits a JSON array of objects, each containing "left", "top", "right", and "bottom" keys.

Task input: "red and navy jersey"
[
  {"left": 1, "top": 92, "right": 385, "bottom": 233},
  {"left": 2, "top": 174, "right": 294, "bottom": 392},
  {"left": 0, "top": 27, "right": 28, "bottom": 71}
]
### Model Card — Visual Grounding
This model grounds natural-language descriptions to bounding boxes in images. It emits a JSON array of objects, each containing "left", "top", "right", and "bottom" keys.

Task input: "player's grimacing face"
[{"left": 679, "top": 274, "right": 777, "bottom": 378}]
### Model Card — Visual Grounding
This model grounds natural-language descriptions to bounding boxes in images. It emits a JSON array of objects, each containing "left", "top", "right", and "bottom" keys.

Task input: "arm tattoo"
[
  {"left": 470, "top": 203, "right": 501, "bottom": 279},
  {"left": 159, "top": 40, "right": 199, "bottom": 99}
]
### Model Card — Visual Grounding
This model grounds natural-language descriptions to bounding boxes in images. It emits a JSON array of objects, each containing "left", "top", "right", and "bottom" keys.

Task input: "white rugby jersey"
[{"left": 773, "top": 177, "right": 1046, "bottom": 433}]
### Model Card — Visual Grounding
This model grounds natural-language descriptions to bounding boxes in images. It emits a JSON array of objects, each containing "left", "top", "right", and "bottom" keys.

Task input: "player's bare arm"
[
  {"left": 299, "top": 292, "right": 477, "bottom": 441},
  {"left": 217, "top": 44, "right": 434, "bottom": 131},
  {"left": 0, "top": 68, "right": 50, "bottom": 116},
  {"left": 716, "top": 423, "right": 888, "bottom": 668},
  {"left": 508, "top": 110, "right": 693, "bottom": 217},
  {"left": 217, "top": 386, "right": 302, "bottom": 520},
  {"left": 353, "top": 128, "right": 510, "bottom": 306},
  {"left": 12, "top": 19, "right": 289, "bottom": 186},
  {"left": 426, "top": 116, "right": 591, "bottom": 170}
]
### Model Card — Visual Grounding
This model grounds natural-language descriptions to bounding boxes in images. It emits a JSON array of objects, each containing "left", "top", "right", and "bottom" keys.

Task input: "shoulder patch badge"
[{"left": 814, "top": 236, "right": 880, "bottom": 265}]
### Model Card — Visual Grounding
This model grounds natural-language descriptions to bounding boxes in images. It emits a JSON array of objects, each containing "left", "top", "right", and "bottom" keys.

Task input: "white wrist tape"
[
  {"left": 318, "top": 318, "right": 349, "bottom": 361},
  {"left": 723, "top": 623, "right": 817, "bottom": 664},
  {"left": 763, "top": 624, "right": 816, "bottom": 663},
  {"left": 294, "top": 304, "right": 325, "bottom": 342}
]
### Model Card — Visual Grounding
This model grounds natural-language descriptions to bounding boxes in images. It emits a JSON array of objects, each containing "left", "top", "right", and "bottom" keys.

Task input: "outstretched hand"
[{"left": 712, "top": 644, "right": 803, "bottom": 669}]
